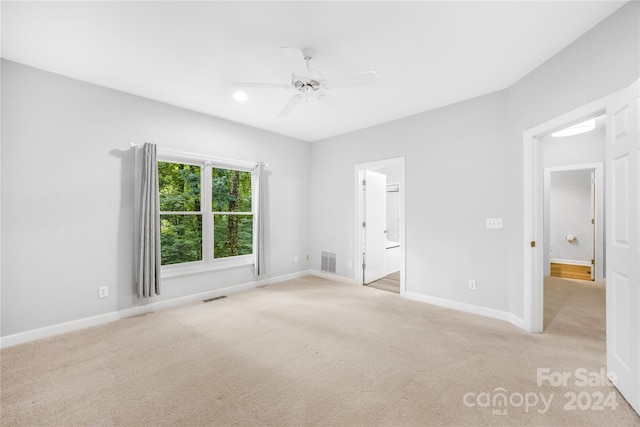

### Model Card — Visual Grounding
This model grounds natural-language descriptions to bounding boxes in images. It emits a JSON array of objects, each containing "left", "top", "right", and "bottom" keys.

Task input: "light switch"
[{"left": 486, "top": 218, "right": 503, "bottom": 229}]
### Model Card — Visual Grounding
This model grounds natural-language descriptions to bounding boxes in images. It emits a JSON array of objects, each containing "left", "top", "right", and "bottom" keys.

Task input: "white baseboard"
[
  {"left": 1, "top": 271, "right": 528, "bottom": 349},
  {"left": 312, "top": 273, "right": 528, "bottom": 330},
  {"left": 508, "top": 313, "right": 526, "bottom": 330},
  {"left": 550, "top": 258, "right": 591, "bottom": 266},
  {"left": 0, "top": 270, "right": 311, "bottom": 349},
  {"left": 152, "top": 281, "right": 258, "bottom": 312},
  {"left": 404, "top": 291, "right": 516, "bottom": 325},
  {"left": 308, "top": 270, "right": 359, "bottom": 285},
  {"left": 0, "top": 305, "right": 151, "bottom": 350},
  {"left": 257, "top": 270, "right": 312, "bottom": 286}
]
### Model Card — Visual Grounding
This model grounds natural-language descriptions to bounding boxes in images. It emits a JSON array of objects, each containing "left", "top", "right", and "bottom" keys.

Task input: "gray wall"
[
  {"left": 505, "top": 0, "right": 639, "bottom": 316},
  {"left": 549, "top": 170, "right": 593, "bottom": 263},
  {"left": 1, "top": 60, "right": 311, "bottom": 336},
  {"left": 310, "top": 90, "right": 510, "bottom": 311},
  {"left": 309, "top": 1, "right": 639, "bottom": 318},
  {"left": 2, "top": 1, "right": 638, "bottom": 337}
]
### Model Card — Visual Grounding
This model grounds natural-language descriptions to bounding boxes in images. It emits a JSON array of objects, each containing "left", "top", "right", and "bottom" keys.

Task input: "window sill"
[{"left": 161, "top": 255, "right": 254, "bottom": 278}]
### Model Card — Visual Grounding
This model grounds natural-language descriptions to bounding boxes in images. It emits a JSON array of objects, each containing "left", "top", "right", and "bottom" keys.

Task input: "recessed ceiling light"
[
  {"left": 551, "top": 118, "right": 596, "bottom": 137},
  {"left": 233, "top": 91, "right": 248, "bottom": 102}
]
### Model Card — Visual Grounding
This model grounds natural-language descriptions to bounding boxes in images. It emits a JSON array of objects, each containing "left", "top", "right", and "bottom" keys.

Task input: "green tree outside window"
[
  {"left": 157, "top": 161, "right": 253, "bottom": 267},
  {"left": 158, "top": 162, "right": 202, "bottom": 265},
  {"left": 212, "top": 168, "right": 253, "bottom": 259}
]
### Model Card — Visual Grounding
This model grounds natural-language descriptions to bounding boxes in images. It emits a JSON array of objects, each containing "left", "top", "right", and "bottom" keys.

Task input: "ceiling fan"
[{"left": 233, "top": 47, "right": 379, "bottom": 117}]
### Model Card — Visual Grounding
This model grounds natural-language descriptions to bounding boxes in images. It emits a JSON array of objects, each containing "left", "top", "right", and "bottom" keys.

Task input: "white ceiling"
[{"left": 1, "top": 1, "right": 626, "bottom": 142}]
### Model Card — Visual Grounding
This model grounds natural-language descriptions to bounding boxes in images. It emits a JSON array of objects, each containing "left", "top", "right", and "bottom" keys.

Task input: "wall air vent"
[{"left": 320, "top": 251, "right": 337, "bottom": 274}]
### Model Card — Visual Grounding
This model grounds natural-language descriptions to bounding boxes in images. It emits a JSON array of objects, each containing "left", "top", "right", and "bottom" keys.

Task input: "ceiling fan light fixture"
[
  {"left": 233, "top": 91, "right": 248, "bottom": 102},
  {"left": 232, "top": 47, "right": 379, "bottom": 116},
  {"left": 551, "top": 118, "right": 596, "bottom": 137}
]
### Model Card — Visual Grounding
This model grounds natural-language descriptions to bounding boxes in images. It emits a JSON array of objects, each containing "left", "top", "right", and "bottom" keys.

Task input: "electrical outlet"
[
  {"left": 468, "top": 280, "right": 477, "bottom": 290},
  {"left": 306, "top": 255, "right": 309, "bottom": 261},
  {"left": 98, "top": 286, "right": 108, "bottom": 298},
  {"left": 486, "top": 218, "right": 503, "bottom": 229},
  {"left": 347, "top": 260, "right": 353, "bottom": 269},
  {"left": 293, "top": 255, "right": 298, "bottom": 263}
]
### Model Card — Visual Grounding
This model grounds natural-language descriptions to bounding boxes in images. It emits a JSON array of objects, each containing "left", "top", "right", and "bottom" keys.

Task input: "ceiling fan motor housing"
[
  {"left": 294, "top": 78, "right": 322, "bottom": 100},
  {"left": 294, "top": 79, "right": 321, "bottom": 91}
]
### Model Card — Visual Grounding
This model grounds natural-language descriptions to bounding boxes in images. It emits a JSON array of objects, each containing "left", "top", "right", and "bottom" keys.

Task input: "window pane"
[
  {"left": 212, "top": 168, "right": 252, "bottom": 212},
  {"left": 214, "top": 214, "right": 253, "bottom": 258},
  {"left": 160, "top": 214, "right": 202, "bottom": 265},
  {"left": 158, "top": 162, "right": 201, "bottom": 212}
]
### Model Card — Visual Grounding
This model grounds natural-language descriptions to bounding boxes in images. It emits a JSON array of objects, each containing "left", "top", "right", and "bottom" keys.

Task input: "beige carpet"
[{"left": 1, "top": 275, "right": 638, "bottom": 426}]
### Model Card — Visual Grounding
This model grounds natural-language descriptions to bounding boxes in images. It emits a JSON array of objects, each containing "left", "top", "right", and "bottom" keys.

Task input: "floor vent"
[
  {"left": 321, "top": 251, "right": 337, "bottom": 274},
  {"left": 203, "top": 295, "right": 227, "bottom": 303}
]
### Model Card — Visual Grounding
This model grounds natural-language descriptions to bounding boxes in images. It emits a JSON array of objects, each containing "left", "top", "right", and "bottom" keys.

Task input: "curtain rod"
[{"left": 129, "top": 142, "right": 268, "bottom": 169}]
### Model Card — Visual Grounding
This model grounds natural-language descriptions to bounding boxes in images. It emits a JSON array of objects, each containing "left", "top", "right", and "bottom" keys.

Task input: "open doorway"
[
  {"left": 540, "top": 117, "right": 605, "bottom": 331},
  {"left": 541, "top": 115, "right": 606, "bottom": 285},
  {"left": 523, "top": 106, "right": 607, "bottom": 333},
  {"left": 354, "top": 158, "right": 405, "bottom": 296},
  {"left": 522, "top": 80, "right": 639, "bottom": 413},
  {"left": 527, "top": 112, "right": 606, "bottom": 332},
  {"left": 544, "top": 165, "right": 604, "bottom": 282}
]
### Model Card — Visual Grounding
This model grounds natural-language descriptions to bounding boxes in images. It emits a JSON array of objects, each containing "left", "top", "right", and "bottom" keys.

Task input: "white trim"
[
  {"left": 0, "top": 305, "right": 150, "bottom": 350},
  {"left": 405, "top": 291, "right": 525, "bottom": 330},
  {"left": 156, "top": 156, "right": 256, "bottom": 277},
  {"left": 523, "top": 94, "right": 611, "bottom": 333},
  {"left": 0, "top": 270, "right": 310, "bottom": 349},
  {"left": 550, "top": 258, "right": 592, "bottom": 267},
  {"left": 162, "top": 254, "right": 253, "bottom": 278},
  {"left": 508, "top": 313, "right": 526, "bottom": 330},
  {"left": 543, "top": 163, "right": 603, "bottom": 173},
  {"left": 151, "top": 282, "right": 257, "bottom": 311},
  {"left": 309, "top": 270, "right": 360, "bottom": 285},
  {"left": 300, "top": 271, "right": 521, "bottom": 331},
  {"left": 405, "top": 292, "right": 513, "bottom": 324},
  {"left": 157, "top": 148, "right": 257, "bottom": 172},
  {"left": 256, "top": 270, "right": 314, "bottom": 287}
]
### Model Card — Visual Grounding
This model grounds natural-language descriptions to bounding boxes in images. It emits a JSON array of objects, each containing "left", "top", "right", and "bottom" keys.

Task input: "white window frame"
[{"left": 158, "top": 149, "right": 256, "bottom": 278}]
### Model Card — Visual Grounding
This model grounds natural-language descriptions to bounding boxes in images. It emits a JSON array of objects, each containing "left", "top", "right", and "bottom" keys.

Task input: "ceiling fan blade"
[
  {"left": 233, "top": 82, "right": 292, "bottom": 90},
  {"left": 277, "top": 94, "right": 303, "bottom": 117},
  {"left": 322, "top": 71, "right": 379, "bottom": 89},
  {"left": 316, "top": 92, "right": 343, "bottom": 109}
]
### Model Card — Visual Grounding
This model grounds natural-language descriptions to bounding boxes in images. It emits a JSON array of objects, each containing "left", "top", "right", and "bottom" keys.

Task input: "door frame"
[
  {"left": 543, "top": 163, "right": 604, "bottom": 282},
  {"left": 354, "top": 157, "right": 406, "bottom": 295},
  {"left": 523, "top": 97, "right": 607, "bottom": 333}
]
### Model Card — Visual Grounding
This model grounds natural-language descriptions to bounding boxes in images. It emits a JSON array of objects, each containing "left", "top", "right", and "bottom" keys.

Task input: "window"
[
  {"left": 158, "top": 156, "right": 254, "bottom": 274},
  {"left": 212, "top": 167, "right": 253, "bottom": 258},
  {"left": 158, "top": 162, "right": 203, "bottom": 265}
]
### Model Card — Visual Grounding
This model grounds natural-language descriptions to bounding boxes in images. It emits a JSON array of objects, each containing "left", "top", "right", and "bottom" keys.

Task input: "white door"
[
  {"left": 591, "top": 169, "right": 596, "bottom": 281},
  {"left": 363, "top": 170, "right": 387, "bottom": 284},
  {"left": 605, "top": 80, "right": 639, "bottom": 414}
]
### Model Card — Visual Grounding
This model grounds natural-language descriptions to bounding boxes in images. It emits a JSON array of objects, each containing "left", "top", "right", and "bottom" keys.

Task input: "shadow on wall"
[{"left": 109, "top": 147, "right": 144, "bottom": 311}]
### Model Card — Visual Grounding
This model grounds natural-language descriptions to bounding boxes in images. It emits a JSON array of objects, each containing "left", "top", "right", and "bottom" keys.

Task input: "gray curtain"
[
  {"left": 253, "top": 162, "right": 266, "bottom": 276},
  {"left": 137, "top": 143, "right": 161, "bottom": 297}
]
